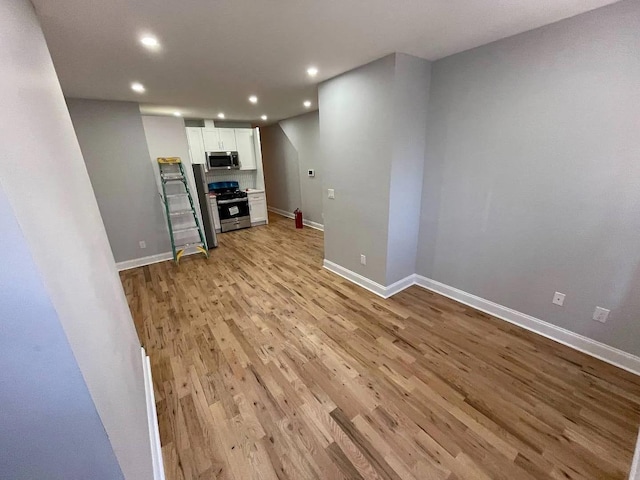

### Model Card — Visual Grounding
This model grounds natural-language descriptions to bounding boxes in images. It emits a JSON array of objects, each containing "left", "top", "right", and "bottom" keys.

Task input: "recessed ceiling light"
[
  {"left": 217, "top": 113, "right": 225, "bottom": 119},
  {"left": 140, "top": 36, "right": 159, "bottom": 48},
  {"left": 261, "top": 115, "right": 268, "bottom": 121},
  {"left": 173, "top": 111, "right": 182, "bottom": 117},
  {"left": 131, "top": 82, "right": 145, "bottom": 93},
  {"left": 249, "top": 95, "right": 258, "bottom": 104},
  {"left": 307, "top": 66, "right": 318, "bottom": 77},
  {"left": 303, "top": 100, "right": 312, "bottom": 108}
]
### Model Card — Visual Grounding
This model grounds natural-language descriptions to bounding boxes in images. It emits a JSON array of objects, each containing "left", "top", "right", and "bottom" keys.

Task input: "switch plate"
[
  {"left": 552, "top": 292, "right": 565, "bottom": 306},
  {"left": 360, "top": 254, "right": 366, "bottom": 265},
  {"left": 593, "top": 307, "right": 610, "bottom": 323},
  {"left": 139, "top": 240, "right": 147, "bottom": 249},
  {"left": 328, "top": 189, "right": 335, "bottom": 199}
]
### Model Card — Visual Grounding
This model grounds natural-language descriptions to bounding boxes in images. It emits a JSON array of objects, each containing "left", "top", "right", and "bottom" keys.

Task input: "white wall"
[
  {"left": 386, "top": 54, "right": 431, "bottom": 284},
  {"left": 279, "top": 111, "right": 323, "bottom": 225},
  {"left": 319, "top": 54, "right": 431, "bottom": 286},
  {"left": 0, "top": 185, "right": 123, "bottom": 479},
  {"left": 0, "top": 2, "right": 154, "bottom": 478},
  {"left": 141, "top": 115, "right": 203, "bottom": 243},
  {"left": 416, "top": 0, "right": 640, "bottom": 355},
  {"left": 261, "top": 123, "right": 303, "bottom": 214},
  {"left": 67, "top": 99, "right": 171, "bottom": 263},
  {"left": 319, "top": 55, "right": 396, "bottom": 284}
]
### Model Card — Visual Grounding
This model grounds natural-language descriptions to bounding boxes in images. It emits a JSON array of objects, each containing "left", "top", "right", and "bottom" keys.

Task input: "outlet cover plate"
[
  {"left": 552, "top": 292, "right": 565, "bottom": 306},
  {"left": 593, "top": 307, "right": 610, "bottom": 323}
]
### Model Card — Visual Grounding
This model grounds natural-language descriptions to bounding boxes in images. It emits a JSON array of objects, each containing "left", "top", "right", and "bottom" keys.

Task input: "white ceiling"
[{"left": 33, "top": 0, "right": 618, "bottom": 123}]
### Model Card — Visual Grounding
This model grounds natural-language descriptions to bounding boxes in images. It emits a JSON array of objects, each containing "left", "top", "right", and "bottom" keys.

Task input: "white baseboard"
[
  {"left": 117, "top": 252, "right": 173, "bottom": 271},
  {"left": 322, "top": 259, "right": 414, "bottom": 299},
  {"left": 414, "top": 275, "right": 640, "bottom": 376},
  {"left": 630, "top": 430, "right": 640, "bottom": 480},
  {"left": 320, "top": 259, "right": 640, "bottom": 376},
  {"left": 268, "top": 206, "right": 324, "bottom": 231},
  {"left": 116, "top": 250, "right": 199, "bottom": 271},
  {"left": 141, "top": 348, "right": 165, "bottom": 480},
  {"left": 303, "top": 219, "right": 324, "bottom": 231}
]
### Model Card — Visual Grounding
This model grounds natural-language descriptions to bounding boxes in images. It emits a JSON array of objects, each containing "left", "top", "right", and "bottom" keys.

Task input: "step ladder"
[{"left": 157, "top": 157, "right": 208, "bottom": 264}]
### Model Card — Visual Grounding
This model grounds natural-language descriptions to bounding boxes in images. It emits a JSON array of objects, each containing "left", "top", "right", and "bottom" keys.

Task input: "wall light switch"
[
  {"left": 360, "top": 254, "right": 366, "bottom": 265},
  {"left": 328, "top": 189, "right": 335, "bottom": 199},
  {"left": 593, "top": 307, "right": 610, "bottom": 323},
  {"left": 139, "top": 240, "right": 147, "bottom": 249},
  {"left": 552, "top": 292, "right": 565, "bottom": 306}
]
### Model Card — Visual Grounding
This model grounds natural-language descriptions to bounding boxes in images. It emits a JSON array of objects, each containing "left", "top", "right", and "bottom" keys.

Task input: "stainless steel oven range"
[{"left": 209, "top": 181, "right": 251, "bottom": 232}]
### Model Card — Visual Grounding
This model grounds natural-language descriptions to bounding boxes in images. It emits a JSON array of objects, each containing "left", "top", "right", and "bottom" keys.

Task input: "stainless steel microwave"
[{"left": 206, "top": 151, "right": 239, "bottom": 170}]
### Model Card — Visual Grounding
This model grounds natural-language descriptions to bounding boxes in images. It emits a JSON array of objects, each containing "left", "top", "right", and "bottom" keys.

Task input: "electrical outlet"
[
  {"left": 593, "top": 307, "right": 610, "bottom": 323},
  {"left": 328, "top": 188, "right": 335, "bottom": 199},
  {"left": 552, "top": 292, "right": 565, "bottom": 306},
  {"left": 360, "top": 254, "right": 366, "bottom": 265},
  {"left": 139, "top": 240, "right": 147, "bottom": 249}
]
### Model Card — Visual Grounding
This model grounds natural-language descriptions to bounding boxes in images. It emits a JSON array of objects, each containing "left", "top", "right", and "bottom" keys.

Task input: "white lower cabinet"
[{"left": 248, "top": 191, "right": 267, "bottom": 224}]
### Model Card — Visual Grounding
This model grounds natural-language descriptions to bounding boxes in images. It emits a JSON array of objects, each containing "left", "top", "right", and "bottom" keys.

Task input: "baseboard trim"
[
  {"left": 320, "top": 259, "right": 640, "bottom": 376},
  {"left": 268, "top": 206, "right": 324, "bottom": 231},
  {"left": 141, "top": 348, "right": 165, "bottom": 480},
  {"left": 117, "top": 253, "right": 173, "bottom": 271},
  {"left": 116, "top": 250, "right": 198, "bottom": 271},
  {"left": 322, "top": 259, "right": 414, "bottom": 299},
  {"left": 630, "top": 430, "right": 640, "bottom": 480},
  {"left": 303, "top": 219, "right": 324, "bottom": 231},
  {"left": 413, "top": 275, "right": 640, "bottom": 377}
]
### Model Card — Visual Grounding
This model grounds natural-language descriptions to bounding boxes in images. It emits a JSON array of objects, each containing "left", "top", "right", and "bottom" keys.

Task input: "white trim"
[
  {"left": 117, "top": 252, "right": 174, "bottom": 271},
  {"left": 630, "top": 430, "right": 640, "bottom": 480},
  {"left": 413, "top": 275, "right": 640, "bottom": 377},
  {"left": 142, "top": 347, "right": 165, "bottom": 480},
  {"left": 268, "top": 206, "right": 294, "bottom": 219},
  {"left": 116, "top": 250, "right": 198, "bottom": 271},
  {"left": 303, "top": 219, "right": 324, "bottom": 231},
  {"left": 268, "top": 206, "right": 324, "bottom": 231},
  {"left": 322, "top": 259, "right": 414, "bottom": 299}
]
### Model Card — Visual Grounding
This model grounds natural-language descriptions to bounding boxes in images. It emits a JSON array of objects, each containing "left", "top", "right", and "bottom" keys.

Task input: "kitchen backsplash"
[{"left": 205, "top": 169, "right": 256, "bottom": 190}]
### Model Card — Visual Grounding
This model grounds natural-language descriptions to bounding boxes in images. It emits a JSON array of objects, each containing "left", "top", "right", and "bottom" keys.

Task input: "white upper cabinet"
[
  {"left": 202, "top": 128, "right": 220, "bottom": 151},
  {"left": 218, "top": 128, "right": 237, "bottom": 151},
  {"left": 185, "top": 127, "right": 206, "bottom": 164},
  {"left": 235, "top": 129, "right": 257, "bottom": 170},
  {"left": 201, "top": 127, "right": 237, "bottom": 152}
]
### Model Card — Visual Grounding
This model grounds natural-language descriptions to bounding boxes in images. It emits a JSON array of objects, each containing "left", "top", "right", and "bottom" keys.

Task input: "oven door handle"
[{"left": 217, "top": 198, "right": 248, "bottom": 205}]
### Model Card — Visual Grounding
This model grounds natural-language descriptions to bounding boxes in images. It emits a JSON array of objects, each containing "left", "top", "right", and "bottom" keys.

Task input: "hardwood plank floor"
[{"left": 121, "top": 213, "right": 640, "bottom": 480}]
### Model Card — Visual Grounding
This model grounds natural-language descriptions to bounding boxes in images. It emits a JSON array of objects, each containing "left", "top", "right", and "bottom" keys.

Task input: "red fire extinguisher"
[{"left": 294, "top": 208, "right": 303, "bottom": 229}]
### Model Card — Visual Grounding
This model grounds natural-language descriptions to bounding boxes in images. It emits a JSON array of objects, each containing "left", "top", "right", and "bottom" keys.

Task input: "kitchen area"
[{"left": 185, "top": 119, "right": 269, "bottom": 250}]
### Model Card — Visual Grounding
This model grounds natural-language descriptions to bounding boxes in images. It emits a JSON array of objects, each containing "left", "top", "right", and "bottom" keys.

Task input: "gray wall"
[
  {"left": 67, "top": 99, "right": 170, "bottom": 263},
  {"left": 0, "top": 1, "right": 154, "bottom": 478},
  {"left": 386, "top": 54, "right": 431, "bottom": 284},
  {"left": 417, "top": 0, "right": 640, "bottom": 355},
  {"left": 0, "top": 185, "right": 123, "bottom": 479},
  {"left": 261, "top": 122, "right": 303, "bottom": 214},
  {"left": 279, "top": 111, "right": 323, "bottom": 225},
  {"left": 319, "top": 55, "right": 396, "bottom": 284}
]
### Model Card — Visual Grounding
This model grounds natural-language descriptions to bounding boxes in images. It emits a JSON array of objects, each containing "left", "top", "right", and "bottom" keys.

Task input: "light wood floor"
[{"left": 121, "top": 213, "right": 640, "bottom": 480}]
